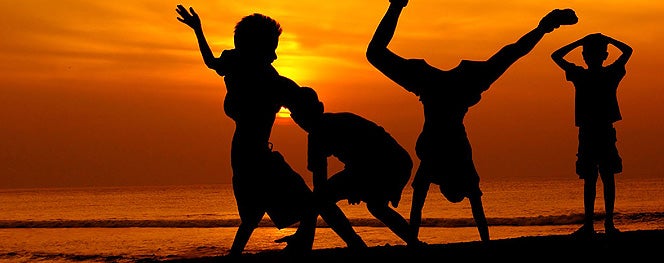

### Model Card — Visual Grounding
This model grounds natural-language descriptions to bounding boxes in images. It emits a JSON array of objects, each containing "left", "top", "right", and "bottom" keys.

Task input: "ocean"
[{"left": 1, "top": 176, "right": 663, "bottom": 263}]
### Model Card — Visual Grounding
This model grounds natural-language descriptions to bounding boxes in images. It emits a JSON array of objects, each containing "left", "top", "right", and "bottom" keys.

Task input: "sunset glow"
[
  {"left": 1, "top": 0, "right": 663, "bottom": 188},
  {"left": 276, "top": 107, "right": 292, "bottom": 119}
]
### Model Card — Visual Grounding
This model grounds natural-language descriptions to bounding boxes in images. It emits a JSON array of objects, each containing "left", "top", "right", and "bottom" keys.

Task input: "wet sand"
[{"left": 154, "top": 229, "right": 664, "bottom": 262}]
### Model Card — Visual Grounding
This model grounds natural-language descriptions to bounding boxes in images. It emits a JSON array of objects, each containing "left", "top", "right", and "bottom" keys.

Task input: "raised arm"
[
  {"left": 366, "top": 0, "right": 409, "bottom": 72},
  {"left": 487, "top": 9, "right": 577, "bottom": 72},
  {"left": 176, "top": 5, "right": 221, "bottom": 71},
  {"left": 605, "top": 35, "right": 633, "bottom": 67},
  {"left": 551, "top": 37, "right": 584, "bottom": 70}
]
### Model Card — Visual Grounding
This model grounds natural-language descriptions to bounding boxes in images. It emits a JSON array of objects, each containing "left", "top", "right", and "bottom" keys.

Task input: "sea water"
[{"left": 1, "top": 176, "right": 663, "bottom": 262}]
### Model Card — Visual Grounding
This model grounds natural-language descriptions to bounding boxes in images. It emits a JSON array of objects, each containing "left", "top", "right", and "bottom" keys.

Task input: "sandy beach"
[{"left": 154, "top": 229, "right": 664, "bottom": 262}]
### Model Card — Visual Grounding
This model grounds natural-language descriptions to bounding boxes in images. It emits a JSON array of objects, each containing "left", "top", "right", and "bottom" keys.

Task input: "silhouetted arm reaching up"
[
  {"left": 605, "top": 35, "right": 633, "bottom": 67},
  {"left": 176, "top": 5, "right": 221, "bottom": 72},
  {"left": 367, "top": 0, "right": 407, "bottom": 51},
  {"left": 366, "top": 1, "right": 409, "bottom": 81},
  {"left": 485, "top": 9, "right": 578, "bottom": 77}
]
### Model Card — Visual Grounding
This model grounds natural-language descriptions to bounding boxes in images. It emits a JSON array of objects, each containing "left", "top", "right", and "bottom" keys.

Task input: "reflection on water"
[{"left": 0, "top": 177, "right": 662, "bottom": 262}]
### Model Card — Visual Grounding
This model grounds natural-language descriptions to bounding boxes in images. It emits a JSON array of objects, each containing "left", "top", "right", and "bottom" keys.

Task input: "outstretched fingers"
[
  {"left": 176, "top": 5, "right": 201, "bottom": 28},
  {"left": 176, "top": 4, "right": 188, "bottom": 15},
  {"left": 176, "top": 5, "right": 190, "bottom": 20},
  {"left": 176, "top": 5, "right": 197, "bottom": 19}
]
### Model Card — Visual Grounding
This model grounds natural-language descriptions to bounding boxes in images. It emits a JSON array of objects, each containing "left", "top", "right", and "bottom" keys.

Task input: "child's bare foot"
[
  {"left": 275, "top": 234, "right": 313, "bottom": 255},
  {"left": 571, "top": 224, "right": 596, "bottom": 238},
  {"left": 605, "top": 223, "right": 621, "bottom": 236},
  {"left": 407, "top": 240, "right": 428, "bottom": 248}
]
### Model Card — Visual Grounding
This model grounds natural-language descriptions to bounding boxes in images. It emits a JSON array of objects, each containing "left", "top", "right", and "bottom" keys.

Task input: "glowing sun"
[{"left": 276, "top": 107, "right": 291, "bottom": 118}]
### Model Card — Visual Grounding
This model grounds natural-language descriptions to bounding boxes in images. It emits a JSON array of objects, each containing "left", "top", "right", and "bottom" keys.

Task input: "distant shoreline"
[{"left": 155, "top": 229, "right": 664, "bottom": 262}]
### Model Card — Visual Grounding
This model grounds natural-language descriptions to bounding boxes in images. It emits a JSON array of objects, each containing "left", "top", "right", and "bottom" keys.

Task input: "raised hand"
[
  {"left": 176, "top": 4, "right": 201, "bottom": 30},
  {"left": 538, "top": 9, "right": 578, "bottom": 33}
]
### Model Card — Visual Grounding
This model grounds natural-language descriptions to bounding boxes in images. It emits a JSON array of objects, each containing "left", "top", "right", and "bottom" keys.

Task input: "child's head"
[
  {"left": 234, "top": 13, "right": 282, "bottom": 64},
  {"left": 582, "top": 33, "right": 609, "bottom": 68},
  {"left": 289, "top": 87, "right": 324, "bottom": 133}
]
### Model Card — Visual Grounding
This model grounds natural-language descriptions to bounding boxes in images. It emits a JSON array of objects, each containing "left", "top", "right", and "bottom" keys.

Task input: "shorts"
[
  {"left": 232, "top": 151, "right": 314, "bottom": 229},
  {"left": 412, "top": 159, "right": 482, "bottom": 203},
  {"left": 576, "top": 125, "right": 622, "bottom": 178},
  {"left": 412, "top": 131, "right": 482, "bottom": 203}
]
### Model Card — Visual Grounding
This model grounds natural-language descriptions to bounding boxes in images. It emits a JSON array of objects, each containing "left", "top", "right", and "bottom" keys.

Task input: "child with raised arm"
[
  {"left": 176, "top": 5, "right": 317, "bottom": 256},
  {"left": 551, "top": 33, "right": 632, "bottom": 237},
  {"left": 366, "top": 0, "right": 577, "bottom": 243}
]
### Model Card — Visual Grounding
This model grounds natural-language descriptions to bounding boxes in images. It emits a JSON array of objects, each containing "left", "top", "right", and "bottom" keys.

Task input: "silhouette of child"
[
  {"left": 366, "top": 0, "right": 578, "bottom": 243},
  {"left": 285, "top": 87, "right": 420, "bottom": 247},
  {"left": 552, "top": 33, "right": 632, "bottom": 237},
  {"left": 176, "top": 5, "right": 316, "bottom": 255}
]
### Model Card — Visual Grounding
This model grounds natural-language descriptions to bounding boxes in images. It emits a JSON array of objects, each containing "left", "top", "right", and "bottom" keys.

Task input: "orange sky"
[{"left": 1, "top": 0, "right": 662, "bottom": 189}]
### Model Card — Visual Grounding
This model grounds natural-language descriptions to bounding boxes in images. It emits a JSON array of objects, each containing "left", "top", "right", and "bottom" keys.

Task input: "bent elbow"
[
  {"left": 550, "top": 52, "right": 561, "bottom": 60},
  {"left": 625, "top": 47, "right": 634, "bottom": 57},
  {"left": 203, "top": 59, "right": 217, "bottom": 70},
  {"left": 205, "top": 61, "right": 227, "bottom": 76},
  {"left": 366, "top": 45, "right": 384, "bottom": 65}
]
